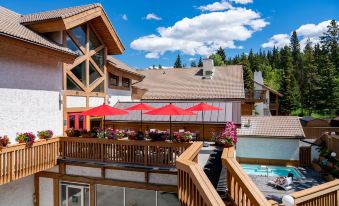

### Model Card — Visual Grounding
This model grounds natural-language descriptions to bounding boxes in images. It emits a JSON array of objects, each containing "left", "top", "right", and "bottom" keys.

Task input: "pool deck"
[{"left": 248, "top": 167, "right": 325, "bottom": 203}]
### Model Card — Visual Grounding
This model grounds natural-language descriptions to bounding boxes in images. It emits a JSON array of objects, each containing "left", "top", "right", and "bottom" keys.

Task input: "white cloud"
[
  {"left": 230, "top": 0, "right": 253, "bottom": 4},
  {"left": 189, "top": 57, "right": 196, "bottom": 61},
  {"left": 146, "top": 13, "right": 162, "bottom": 20},
  {"left": 262, "top": 20, "right": 332, "bottom": 49},
  {"left": 197, "top": 1, "right": 233, "bottom": 11},
  {"left": 131, "top": 8, "right": 268, "bottom": 58},
  {"left": 122, "top": 14, "right": 128, "bottom": 21},
  {"left": 145, "top": 52, "right": 160, "bottom": 59}
]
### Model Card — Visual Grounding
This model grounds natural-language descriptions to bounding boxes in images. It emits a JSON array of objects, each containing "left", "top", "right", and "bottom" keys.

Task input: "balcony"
[{"left": 244, "top": 90, "right": 266, "bottom": 103}]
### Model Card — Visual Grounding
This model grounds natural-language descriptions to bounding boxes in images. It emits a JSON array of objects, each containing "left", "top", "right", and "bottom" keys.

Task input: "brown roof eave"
[{"left": 0, "top": 33, "right": 77, "bottom": 63}]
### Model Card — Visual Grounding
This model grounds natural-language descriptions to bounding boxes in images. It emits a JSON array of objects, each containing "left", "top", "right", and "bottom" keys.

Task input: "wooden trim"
[
  {"left": 53, "top": 178, "right": 59, "bottom": 206},
  {"left": 36, "top": 171, "right": 177, "bottom": 193},
  {"left": 90, "top": 183, "right": 96, "bottom": 206},
  {"left": 64, "top": 8, "right": 102, "bottom": 30},
  {"left": 237, "top": 156, "right": 299, "bottom": 167},
  {"left": 67, "top": 30, "right": 87, "bottom": 54},
  {"left": 24, "top": 19, "right": 66, "bottom": 33},
  {"left": 34, "top": 175, "right": 39, "bottom": 206},
  {"left": 0, "top": 35, "right": 76, "bottom": 63}
]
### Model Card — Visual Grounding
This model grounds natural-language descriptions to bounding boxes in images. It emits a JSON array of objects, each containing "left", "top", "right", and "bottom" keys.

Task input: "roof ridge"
[{"left": 20, "top": 3, "right": 102, "bottom": 23}]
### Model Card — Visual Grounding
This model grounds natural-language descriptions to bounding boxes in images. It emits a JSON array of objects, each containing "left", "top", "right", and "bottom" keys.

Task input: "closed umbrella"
[
  {"left": 82, "top": 104, "right": 128, "bottom": 136},
  {"left": 124, "top": 103, "right": 156, "bottom": 131},
  {"left": 144, "top": 103, "right": 195, "bottom": 139},
  {"left": 186, "top": 103, "right": 223, "bottom": 147}
]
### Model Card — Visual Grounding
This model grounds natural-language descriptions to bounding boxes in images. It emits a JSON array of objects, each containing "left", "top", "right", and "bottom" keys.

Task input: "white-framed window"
[{"left": 60, "top": 182, "right": 90, "bottom": 206}]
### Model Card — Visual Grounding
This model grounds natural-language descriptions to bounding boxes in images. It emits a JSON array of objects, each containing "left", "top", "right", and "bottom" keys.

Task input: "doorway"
[
  {"left": 67, "top": 113, "right": 86, "bottom": 130},
  {"left": 60, "top": 182, "right": 90, "bottom": 206}
]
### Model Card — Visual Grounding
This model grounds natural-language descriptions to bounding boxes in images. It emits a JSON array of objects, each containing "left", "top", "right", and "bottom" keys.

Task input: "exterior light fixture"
[
  {"left": 282, "top": 195, "right": 295, "bottom": 206},
  {"left": 331, "top": 152, "right": 336, "bottom": 158}
]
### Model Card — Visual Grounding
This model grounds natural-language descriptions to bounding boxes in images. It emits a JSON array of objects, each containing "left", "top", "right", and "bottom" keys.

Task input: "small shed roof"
[
  {"left": 238, "top": 116, "right": 305, "bottom": 138},
  {"left": 106, "top": 101, "right": 241, "bottom": 124}
]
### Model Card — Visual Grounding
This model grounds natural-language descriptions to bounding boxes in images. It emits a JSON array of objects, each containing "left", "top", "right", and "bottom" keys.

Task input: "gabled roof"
[
  {"left": 107, "top": 101, "right": 241, "bottom": 124},
  {"left": 20, "top": 4, "right": 100, "bottom": 23},
  {"left": 133, "top": 66, "right": 245, "bottom": 100},
  {"left": 254, "top": 81, "right": 283, "bottom": 97},
  {"left": 107, "top": 56, "right": 145, "bottom": 80},
  {"left": 238, "top": 116, "right": 305, "bottom": 138},
  {"left": 0, "top": 6, "right": 76, "bottom": 56}
]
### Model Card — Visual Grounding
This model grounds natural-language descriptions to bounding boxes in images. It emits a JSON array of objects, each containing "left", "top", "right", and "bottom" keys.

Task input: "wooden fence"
[
  {"left": 176, "top": 142, "right": 225, "bottom": 206},
  {"left": 303, "top": 127, "right": 339, "bottom": 139},
  {"left": 221, "top": 147, "right": 276, "bottom": 206},
  {"left": 59, "top": 137, "right": 191, "bottom": 167},
  {"left": 0, "top": 138, "right": 59, "bottom": 185},
  {"left": 290, "top": 179, "right": 339, "bottom": 206}
]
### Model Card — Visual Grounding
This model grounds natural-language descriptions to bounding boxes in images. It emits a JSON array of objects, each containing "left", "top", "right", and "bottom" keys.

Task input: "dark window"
[
  {"left": 109, "top": 74, "right": 119, "bottom": 86},
  {"left": 89, "top": 63, "right": 100, "bottom": 85},
  {"left": 66, "top": 75, "right": 83, "bottom": 91},
  {"left": 92, "top": 49, "right": 105, "bottom": 71},
  {"left": 122, "top": 78, "right": 130, "bottom": 88},
  {"left": 66, "top": 34, "right": 83, "bottom": 55},
  {"left": 70, "top": 25, "right": 87, "bottom": 47},
  {"left": 93, "top": 81, "right": 104, "bottom": 93},
  {"left": 89, "top": 28, "right": 101, "bottom": 50},
  {"left": 71, "top": 62, "right": 86, "bottom": 86}
]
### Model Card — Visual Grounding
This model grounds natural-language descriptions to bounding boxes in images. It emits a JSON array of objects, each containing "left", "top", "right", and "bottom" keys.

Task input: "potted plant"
[
  {"left": 65, "top": 128, "right": 82, "bottom": 137},
  {"left": 147, "top": 130, "right": 168, "bottom": 141},
  {"left": 0, "top": 135, "right": 10, "bottom": 147},
  {"left": 16, "top": 132, "right": 36, "bottom": 146},
  {"left": 37, "top": 130, "right": 53, "bottom": 140},
  {"left": 127, "top": 130, "right": 137, "bottom": 140},
  {"left": 216, "top": 122, "right": 237, "bottom": 147},
  {"left": 173, "top": 131, "right": 192, "bottom": 142},
  {"left": 173, "top": 132, "right": 182, "bottom": 142},
  {"left": 115, "top": 130, "right": 126, "bottom": 139}
]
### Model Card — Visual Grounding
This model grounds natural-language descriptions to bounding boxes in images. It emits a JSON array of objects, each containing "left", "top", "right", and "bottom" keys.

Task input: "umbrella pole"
[
  {"left": 104, "top": 116, "right": 106, "bottom": 138},
  {"left": 202, "top": 111, "right": 208, "bottom": 147},
  {"left": 141, "top": 110, "right": 143, "bottom": 132},
  {"left": 170, "top": 115, "right": 172, "bottom": 141}
]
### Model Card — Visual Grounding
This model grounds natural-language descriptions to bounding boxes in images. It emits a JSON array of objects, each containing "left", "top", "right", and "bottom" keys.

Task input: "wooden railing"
[
  {"left": 289, "top": 179, "right": 339, "bottom": 206},
  {"left": 0, "top": 138, "right": 59, "bottom": 185},
  {"left": 303, "top": 127, "right": 339, "bottom": 139},
  {"left": 59, "top": 137, "right": 191, "bottom": 167},
  {"left": 221, "top": 147, "right": 276, "bottom": 206},
  {"left": 245, "top": 90, "right": 266, "bottom": 102},
  {"left": 176, "top": 142, "right": 225, "bottom": 206}
]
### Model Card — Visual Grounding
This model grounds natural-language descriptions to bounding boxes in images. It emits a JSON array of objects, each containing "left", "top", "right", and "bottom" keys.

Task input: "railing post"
[
  {"left": 144, "top": 145, "right": 148, "bottom": 166},
  {"left": 10, "top": 152, "right": 15, "bottom": 182},
  {"left": 101, "top": 143, "right": 104, "bottom": 162}
]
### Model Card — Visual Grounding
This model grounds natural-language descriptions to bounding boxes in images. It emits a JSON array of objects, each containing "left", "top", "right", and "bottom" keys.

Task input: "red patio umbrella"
[
  {"left": 124, "top": 103, "right": 156, "bottom": 131},
  {"left": 82, "top": 104, "right": 128, "bottom": 134},
  {"left": 186, "top": 103, "right": 222, "bottom": 146},
  {"left": 144, "top": 103, "right": 195, "bottom": 139}
]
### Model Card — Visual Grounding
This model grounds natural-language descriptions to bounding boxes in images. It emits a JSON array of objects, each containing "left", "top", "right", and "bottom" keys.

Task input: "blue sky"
[{"left": 1, "top": 0, "right": 338, "bottom": 69}]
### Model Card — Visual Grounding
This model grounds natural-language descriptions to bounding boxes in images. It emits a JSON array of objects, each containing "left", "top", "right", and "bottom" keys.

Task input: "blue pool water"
[{"left": 241, "top": 164, "right": 304, "bottom": 179}]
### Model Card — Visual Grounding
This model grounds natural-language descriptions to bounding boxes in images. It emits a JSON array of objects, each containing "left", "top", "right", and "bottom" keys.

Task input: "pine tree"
[
  {"left": 302, "top": 41, "right": 319, "bottom": 115},
  {"left": 240, "top": 53, "right": 253, "bottom": 90},
  {"left": 158, "top": 64, "right": 162, "bottom": 69},
  {"left": 248, "top": 49, "right": 256, "bottom": 72},
  {"left": 290, "top": 31, "right": 303, "bottom": 112},
  {"left": 209, "top": 54, "right": 223, "bottom": 66},
  {"left": 216, "top": 47, "right": 226, "bottom": 63},
  {"left": 174, "top": 54, "right": 182, "bottom": 68},
  {"left": 190, "top": 61, "right": 197, "bottom": 67},
  {"left": 320, "top": 20, "right": 339, "bottom": 72},
  {"left": 198, "top": 57, "right": 203, "bottom": 67},
  {"left": 278, "top": 46, "right": 300, "bottom": 114},
  {"left": 271, "top": 46, "right": 280, "bottom": 69}
]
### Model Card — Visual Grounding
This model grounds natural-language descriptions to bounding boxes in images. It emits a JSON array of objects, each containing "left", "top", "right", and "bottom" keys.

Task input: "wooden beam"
[
  {"left": 53, "top": 178, "right": 59, "bottom": 206},
  {"left": 24, "top": 19, "right": 66, "bottom": 33},
  {"left": 34, "top": 175, "right": 39, "bottom": 206}
]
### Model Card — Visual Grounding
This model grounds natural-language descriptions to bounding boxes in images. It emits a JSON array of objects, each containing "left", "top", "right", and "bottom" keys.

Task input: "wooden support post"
[
  {"left": 53, "top": 178, "right": 59, "bottom": 206},
  {"left": 34, "top": 175, "right": 39, "bottom": 206},
  {"left": 90, "top": 183, "right": 96, "bottom": 206}
]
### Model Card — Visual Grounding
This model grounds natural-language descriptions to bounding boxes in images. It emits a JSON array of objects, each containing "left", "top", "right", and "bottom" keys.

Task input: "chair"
[{"left": 268, "top": 177, "right": 293, "bottom": 191}]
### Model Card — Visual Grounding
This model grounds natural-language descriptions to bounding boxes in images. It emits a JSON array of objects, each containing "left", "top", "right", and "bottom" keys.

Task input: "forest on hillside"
[{"left": 173, "top": 20, "right": 339, "bottom": 117}]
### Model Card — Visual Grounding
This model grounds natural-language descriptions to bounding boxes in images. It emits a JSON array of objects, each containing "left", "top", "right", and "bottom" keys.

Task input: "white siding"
[
  {"left": 107, "top": 88, "right": 133, "bottom": 106},
  {"left": 0, "top": 53, "right": 63, "bottom": 143},
  {"left": 236, "top": 137, "right": 300, "bottom": 160},
  {"left": 89, "top": 97, "right": 105, "bottom": 107},
  {"left": 39, "top": 177, "right": 54, "bottom": 206},
  {"left": 66, "top": 96, "right": 86, "bottom": 108},
  {"left": 0, "top": 175, "right": 34, "bottom": 206}
]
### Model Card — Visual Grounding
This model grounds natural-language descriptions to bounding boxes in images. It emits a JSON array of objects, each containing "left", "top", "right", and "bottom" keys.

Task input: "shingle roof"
[
  {"left": 0, "top": 6, "right": 75, "bottom": 55},
  {"left": 107, "top": 56, "right": 145, "bottom": 78},
  {"left": 20, "top": 4, "right": 101, "bottom": 23},
  {"left": 238, "top": 116, "right": 305, "bottom": 138},
  {"left": 106, "top": 101, "right": 241, "bottom": 124},
  {"left": 134, "top": 66, "right": 245, "bottom": 100}
]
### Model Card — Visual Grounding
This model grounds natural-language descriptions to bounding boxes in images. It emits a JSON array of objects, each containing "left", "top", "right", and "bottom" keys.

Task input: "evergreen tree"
[
  {"left": 248, "top": 49, "right": 256, "bottom": 72},
  {"left": 271, "top": 46, "right": 280, "bottom": 69},
  {"left": 158, "top": 64, "right": 162, "bottom": 69},
  {"left": 216, "top": 47, "right": 226, "bottom": 63},
  {"left": 302, "top": 41, "right": 319, "bottom": 115},
  {"left": 240, "top": 53, "right": 253, "bottom": 90},
  {"left": 174, "top": 54, "right": 182, "bottom": 68},
  {"left": 190, "top": 61, "right": 197, "bottom": 67},
  {"left": 320, "top": 20, "right": 339, "bottom": 71},
  {"left": 198, "top": 57, "right": 203, "bottom": 67},
  {"left": 278, "top": 46, "right": 300, "bottom": 114},
  {"left": 290, "top": 31, "right": 304, "bottom": 112},
  {"left": 209, "top": 54, "right": 223, "bottom": 66}
]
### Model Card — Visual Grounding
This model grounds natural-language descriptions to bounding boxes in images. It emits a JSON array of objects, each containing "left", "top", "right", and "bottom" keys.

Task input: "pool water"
[{"left": 241, "top": 164, "right": 304, "bottom": 179}]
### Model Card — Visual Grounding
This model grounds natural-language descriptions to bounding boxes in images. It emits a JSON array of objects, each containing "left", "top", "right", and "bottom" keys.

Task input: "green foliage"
[
  {"left": 240, "top": 53, "right": 253, "bottom": 90},
  {"left": 198, "top": 57, "right": 203, "bottom": 67},
  {"left": 278, "top": 46, "right": 300, "bottom": 114},
  {"left": 216, "top": 47, "right": 226, "bottom": 62},
  {"left": 174, "top": 54, "right": 182, "bottom": 68},
  {"left": 190, "top": 61, "right": 197, "bottom": 67},
  {"left": 209, "top": 54, "right": 224, "bottom": 66}
]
